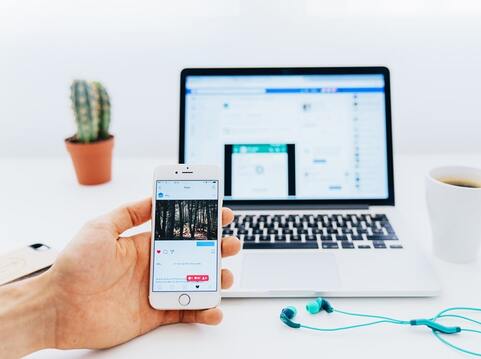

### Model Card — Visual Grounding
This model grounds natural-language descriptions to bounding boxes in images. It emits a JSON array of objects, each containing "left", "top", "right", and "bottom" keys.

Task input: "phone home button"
[{"left": 178, "top": 294, "right": 191, "bottom": 306}]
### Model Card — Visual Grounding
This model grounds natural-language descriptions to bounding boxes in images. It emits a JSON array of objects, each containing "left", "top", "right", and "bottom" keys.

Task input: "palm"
[{"left": 46, "top": 198, "right": 239, "bottom": 349}]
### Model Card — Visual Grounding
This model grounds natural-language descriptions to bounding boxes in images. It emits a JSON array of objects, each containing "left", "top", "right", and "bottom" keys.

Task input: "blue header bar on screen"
[
  {"left": 186, "top": 87, "right": 384, "bottom": 95},
  {"left": 264, "top": 87, "right": 383, "bottom": 93},
  {"left": 156, "top": 180, "right": 218, "bottom": 200}
]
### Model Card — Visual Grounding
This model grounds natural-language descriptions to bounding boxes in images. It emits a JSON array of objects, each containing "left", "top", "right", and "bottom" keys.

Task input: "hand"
[{"left": 45, "top": 198, "right": 240, "bottom": 349}]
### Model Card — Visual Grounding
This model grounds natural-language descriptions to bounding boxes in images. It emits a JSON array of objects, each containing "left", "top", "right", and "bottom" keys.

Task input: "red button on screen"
[{"left": 186, "top": 275, "right": 209, "bottom": 282}]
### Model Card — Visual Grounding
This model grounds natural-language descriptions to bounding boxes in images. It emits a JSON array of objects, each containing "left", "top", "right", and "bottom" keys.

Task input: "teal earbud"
[
  {"left": 279, "top": 306, "right": 300, "bottom": 328},
  {"left": 280, "top": 298, "right": 481, "bottom": 357},
  {"left": 306, "top": 298, "right": 334, "bottom": 314}
]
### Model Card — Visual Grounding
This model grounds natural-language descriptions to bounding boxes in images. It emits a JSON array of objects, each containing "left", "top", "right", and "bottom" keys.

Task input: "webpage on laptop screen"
[{"left": 184, "top": 74, "right": 389, "bottom": 200}]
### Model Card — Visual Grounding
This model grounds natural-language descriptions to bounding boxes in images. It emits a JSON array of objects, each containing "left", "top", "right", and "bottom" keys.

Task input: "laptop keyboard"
[{"left": 222, "top": 214, "right": 402, "bottom": 250}]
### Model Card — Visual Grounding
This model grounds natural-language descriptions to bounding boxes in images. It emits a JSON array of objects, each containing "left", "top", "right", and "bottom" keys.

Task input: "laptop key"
[
  {"left": 322, "top": 242, "right": 339, "bottom": 249},
  {"left": 351, "top": 235, "right": 363, "bottom": 241},
  {"left": 384, "top": 226, "right": 395, "bottom": 234},
  {"left": 275, "top": 235, "right": 286, "bottom": 242},
  {"left": 373, "top": 241, "right": 386, "bottom": 248},
  {"left": 290, "top": 235, "right": 302, "bottom": 241},
  {"left": 336, "top": 235, "right": 348, "bottom": 241},
  {"left": 321, "top": 235, "right": 333, "bottom": 241},
  {"left": 373, "top": 214, "right": 388, "bottom": 221},
  {"left": 341, "top": 241, "right": 355, "bottom": 249},
  {"left": 259, "top": 235, "right": 271, "bottom": 242},
  {"left": 244, "top": 235, "right": 255, "bottom": 242},
  {"left": 357, "top": 245, "right": 371, "bottom": 249},
  {"left": 243, "top": 242, "right": 319, "bottom": 249},
  {"left": 306, "top": 235, "right": 317, "bottom": 241},
  {"left": 367, "top": 234, "right": 398, "bottom": 241},
  {"left": 390, "top": 245, "right": 403, "bottom": 249}
]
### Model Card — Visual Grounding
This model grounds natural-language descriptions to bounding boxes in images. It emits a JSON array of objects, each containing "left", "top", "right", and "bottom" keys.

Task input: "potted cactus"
[{"left": 65, "top": 80, "right": 114, "bottom": 185}]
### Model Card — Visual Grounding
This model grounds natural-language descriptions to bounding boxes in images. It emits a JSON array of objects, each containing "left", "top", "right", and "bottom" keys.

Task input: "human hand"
[{"left": 45, "top": 198, "right": 240, "bottom": 349}]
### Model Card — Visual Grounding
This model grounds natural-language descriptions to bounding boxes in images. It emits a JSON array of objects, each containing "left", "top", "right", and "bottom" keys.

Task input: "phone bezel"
[{"left": 149, "top": 165, "right": 222, "bottom": 310}]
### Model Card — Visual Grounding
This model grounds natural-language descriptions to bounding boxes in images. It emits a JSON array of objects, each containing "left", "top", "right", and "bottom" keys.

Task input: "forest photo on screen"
[{"left": 155, "top": 200, "right": 218, "bottom": 240}]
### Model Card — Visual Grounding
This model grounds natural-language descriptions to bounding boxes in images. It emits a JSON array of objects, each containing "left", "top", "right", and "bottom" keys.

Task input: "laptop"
[{"left": 179, "top": 67, "right": 440, "bottom": 297}]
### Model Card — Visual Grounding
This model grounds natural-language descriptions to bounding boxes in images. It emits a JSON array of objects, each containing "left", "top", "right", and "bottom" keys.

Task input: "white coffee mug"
[{"left": 426, "top": 166, "right": 481, "bottom": 263}]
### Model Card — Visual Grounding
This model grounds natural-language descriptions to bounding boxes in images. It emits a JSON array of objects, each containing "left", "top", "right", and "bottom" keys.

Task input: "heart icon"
[
  {"left": 156, "top": 249, "right": 161, "bottom": 254},
  {"left": 195, "top": 285, "right": 200, "bottom": 289}
]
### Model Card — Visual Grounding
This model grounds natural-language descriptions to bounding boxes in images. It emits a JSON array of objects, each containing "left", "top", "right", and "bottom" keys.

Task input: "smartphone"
[
  {"left": 0, "top": 243, "right": 57, "bottom": 286},
  {"left": 149, "top": 165, "right": 222, "bottom": 310}
]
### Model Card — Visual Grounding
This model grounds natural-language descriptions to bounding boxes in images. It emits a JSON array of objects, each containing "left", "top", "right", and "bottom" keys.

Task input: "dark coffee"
[{"left": 440, "top": 178, "right": 481, "bottom": 188}]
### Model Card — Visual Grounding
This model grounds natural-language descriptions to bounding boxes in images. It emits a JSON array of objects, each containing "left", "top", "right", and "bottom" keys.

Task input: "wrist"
[{"left": 0, "top": 273, "right": 56, "bottom": 358}]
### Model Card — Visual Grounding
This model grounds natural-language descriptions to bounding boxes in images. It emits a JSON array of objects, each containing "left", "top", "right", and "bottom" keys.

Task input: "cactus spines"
[
  {"left": 70, "top": 80, "right": 111, "bottom": 143},
  {"left": 94, "top": 81, "right": 111, "bottom": 140}
]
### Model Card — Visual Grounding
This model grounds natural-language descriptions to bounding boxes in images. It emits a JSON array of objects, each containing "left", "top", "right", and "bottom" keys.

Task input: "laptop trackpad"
[{"left": 241, "top": 253, "right": 341, "bottom": 291}]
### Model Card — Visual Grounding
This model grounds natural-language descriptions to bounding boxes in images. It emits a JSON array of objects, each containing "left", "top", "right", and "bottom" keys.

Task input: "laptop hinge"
[{"left": 226, "top": 203, "right": 370, "bottom": 210}]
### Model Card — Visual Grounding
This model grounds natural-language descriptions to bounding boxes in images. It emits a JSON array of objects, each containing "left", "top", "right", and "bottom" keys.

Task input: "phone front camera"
[{"left": 175, "top": 171, "right": 178, "bottom": 174}]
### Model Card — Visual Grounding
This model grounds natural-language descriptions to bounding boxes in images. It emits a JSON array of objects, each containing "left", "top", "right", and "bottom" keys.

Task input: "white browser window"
[
  {"left": 231, "top": 144, "right": 289, "bottom": 199},
  {"left": 184, "top": 74, "right": 389, "bottom": 200}
]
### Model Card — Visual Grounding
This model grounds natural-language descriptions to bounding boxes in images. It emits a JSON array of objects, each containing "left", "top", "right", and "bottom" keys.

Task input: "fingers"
[
  {"left": 221, "top": 236, "right": 241, "bottom": 258},
  {"left": 221, "top": 268, "right": 234, "bottom": 289},
  {"left": 102, "top": 197, "right": 152, "bottom": 236},
  {"left": 221, "top": 207, "right": 234, "bottom": 226},
  {"left": 127, "top": 231, "right": 151, "bottom": 253},
  {"left": 180, "top": 307, "right": 223, "bottom": 325}
]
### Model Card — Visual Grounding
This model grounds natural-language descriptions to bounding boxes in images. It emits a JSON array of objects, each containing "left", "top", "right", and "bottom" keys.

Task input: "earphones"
[{"left": 280, "top": 298, "right": 481, "bottom": 357}]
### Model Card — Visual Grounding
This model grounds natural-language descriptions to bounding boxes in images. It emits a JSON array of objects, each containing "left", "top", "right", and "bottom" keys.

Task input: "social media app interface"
[{"left": 153, "top": 180, "right": 218, "bottom": 292}]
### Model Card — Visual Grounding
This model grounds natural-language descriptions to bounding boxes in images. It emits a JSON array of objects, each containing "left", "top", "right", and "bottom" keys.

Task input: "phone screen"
[{"left": 152, "top": 180, "right": 219, "bottom": 292}]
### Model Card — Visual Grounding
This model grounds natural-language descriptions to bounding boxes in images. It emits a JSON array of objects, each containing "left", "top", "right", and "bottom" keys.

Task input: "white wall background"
[{"left": 1, "top": 0, "right": 481, "bottom": 159}]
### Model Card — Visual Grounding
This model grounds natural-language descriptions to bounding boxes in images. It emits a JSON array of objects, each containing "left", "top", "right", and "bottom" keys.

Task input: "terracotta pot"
[{"left": 65, "top": 136, "right": 114, "bottom": 185}]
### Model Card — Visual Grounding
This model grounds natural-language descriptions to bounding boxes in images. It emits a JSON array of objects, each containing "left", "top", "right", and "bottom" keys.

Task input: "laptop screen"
[{"left": 180, "top": 68, "right": 394, "bottom": 205}]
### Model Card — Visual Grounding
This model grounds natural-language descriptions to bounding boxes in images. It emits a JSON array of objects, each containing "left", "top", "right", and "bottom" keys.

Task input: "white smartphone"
[{"left": 149, "top": 165, "right": 222, "bottom": 310}]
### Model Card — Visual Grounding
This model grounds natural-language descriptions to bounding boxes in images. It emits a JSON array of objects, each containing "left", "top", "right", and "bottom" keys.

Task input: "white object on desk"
[{"left": 426, "top": 166, "right": 481, "bottom": 263}]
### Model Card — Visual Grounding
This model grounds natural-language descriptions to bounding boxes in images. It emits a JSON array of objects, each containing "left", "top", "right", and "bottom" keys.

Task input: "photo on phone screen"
[{"left": 152, "top": 180, "right": 219, "bottom": 292}]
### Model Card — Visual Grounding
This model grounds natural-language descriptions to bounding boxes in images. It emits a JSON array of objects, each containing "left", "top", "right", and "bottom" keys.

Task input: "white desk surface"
[{"left": 1, "top": 154, "right": 480, "bottom": 359}]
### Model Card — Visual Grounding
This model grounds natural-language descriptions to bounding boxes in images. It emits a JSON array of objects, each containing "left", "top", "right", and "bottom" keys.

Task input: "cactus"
[{"left": 70, "top": 80, "right": 111, "bottom": 143}]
